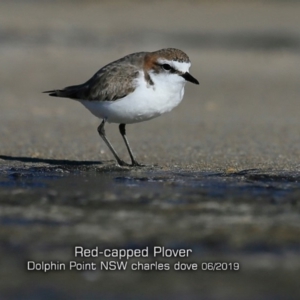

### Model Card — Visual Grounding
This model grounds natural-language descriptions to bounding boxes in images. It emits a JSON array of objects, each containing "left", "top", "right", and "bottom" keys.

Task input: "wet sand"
[{"left": 1, "top": 1, "right": 300, "bottom": 299}]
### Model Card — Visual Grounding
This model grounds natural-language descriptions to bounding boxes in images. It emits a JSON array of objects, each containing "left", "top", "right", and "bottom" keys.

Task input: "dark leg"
[
  {"left": 97, "top": 120, "right": 129, "bottom": 166},
  {"left": 119, "top": 124, "right": 144, "bottom": 167}
]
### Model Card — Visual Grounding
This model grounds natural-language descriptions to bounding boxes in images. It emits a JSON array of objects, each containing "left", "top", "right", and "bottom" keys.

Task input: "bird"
[{"left": 44, "top": 48, "right": 199, "bottom": 167}]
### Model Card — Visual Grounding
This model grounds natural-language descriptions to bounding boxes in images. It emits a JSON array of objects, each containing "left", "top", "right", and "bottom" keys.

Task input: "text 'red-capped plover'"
[{"left": 44, "top": 48, "right": 199, "bottom": 167}]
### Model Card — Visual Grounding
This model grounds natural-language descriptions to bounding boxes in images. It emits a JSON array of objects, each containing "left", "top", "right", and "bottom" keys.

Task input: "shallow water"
[
  {"left": 1, "top": 164, "right": 299, "bottom": 203},
  {"left": 0, "top": 163, "right": 300, "bottom": 299}
]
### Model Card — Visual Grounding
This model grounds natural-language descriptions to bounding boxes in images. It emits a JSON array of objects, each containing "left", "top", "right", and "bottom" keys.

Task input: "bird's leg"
[
  {"left": 119, "top": 124, "right": 144, "bottom": 167},
  {"left": 97, "top": 120, "right": 129, "bottom": 166}
]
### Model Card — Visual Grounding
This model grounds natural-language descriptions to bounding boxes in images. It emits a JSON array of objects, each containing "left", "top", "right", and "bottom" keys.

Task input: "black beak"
[{"left": 181, "top": 72, "right": 199, "bottom": 85}]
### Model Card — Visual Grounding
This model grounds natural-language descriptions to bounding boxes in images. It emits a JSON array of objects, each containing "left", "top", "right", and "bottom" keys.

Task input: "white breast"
[{"left": 80, "top": 71, "right": 187, "bottom": 124}]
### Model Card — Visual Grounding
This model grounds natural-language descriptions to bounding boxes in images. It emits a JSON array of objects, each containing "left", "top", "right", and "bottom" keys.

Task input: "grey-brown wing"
[{"left": 44, "top": 63, "right": 140, "bottom": 101}]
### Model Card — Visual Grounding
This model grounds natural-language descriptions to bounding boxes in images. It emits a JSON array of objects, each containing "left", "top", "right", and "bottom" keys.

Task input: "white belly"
[{"left": 80, "top": 74, "right": 186, "bottom": 124}]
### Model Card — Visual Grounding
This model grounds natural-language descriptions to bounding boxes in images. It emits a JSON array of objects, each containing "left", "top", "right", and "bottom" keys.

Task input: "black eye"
[{"left": 162, "top": 64, "right": 171, "bottom": 71}]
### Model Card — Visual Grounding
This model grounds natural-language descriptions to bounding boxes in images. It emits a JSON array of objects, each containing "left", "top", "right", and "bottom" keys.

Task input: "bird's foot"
[
  {"left": 130, "top": 161, "right": 146, "bottom": 167},
  {"left": 116, "top": 159, "right": 149, "bottom": 168},
  {"left": 116, "top": 160, "right": 131, "bottom": 167}
]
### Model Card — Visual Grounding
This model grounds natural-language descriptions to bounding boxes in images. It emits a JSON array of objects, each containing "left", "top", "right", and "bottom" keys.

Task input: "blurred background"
[
  {"left": 1, "top": 0, "right": 300, "bottom": 167},
  {"left": 1, "top": 1, "right": 300, "bottom": 299}
]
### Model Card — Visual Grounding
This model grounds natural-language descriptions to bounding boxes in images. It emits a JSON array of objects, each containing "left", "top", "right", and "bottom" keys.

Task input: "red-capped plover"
[{"left": 44, "top": 48, "right": 199, "bottom": 167}]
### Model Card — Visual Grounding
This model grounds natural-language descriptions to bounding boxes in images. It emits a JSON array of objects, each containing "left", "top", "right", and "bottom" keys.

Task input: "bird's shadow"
[{"left": 0, "top": 155, "right": 102, "bottom": 167}]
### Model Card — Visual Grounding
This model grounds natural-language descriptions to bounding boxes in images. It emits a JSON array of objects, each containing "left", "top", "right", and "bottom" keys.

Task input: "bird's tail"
[
  {"left": 43, "top": 90, "right": 61, "bottom": 97},
  {"left": 43, "top": 84, "right": 84, "bottom": 99}
]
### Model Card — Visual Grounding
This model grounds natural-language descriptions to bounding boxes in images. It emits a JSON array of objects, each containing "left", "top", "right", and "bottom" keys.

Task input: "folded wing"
[{"left": 44, "top": 63, "right": 140, "bottom": 102}]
